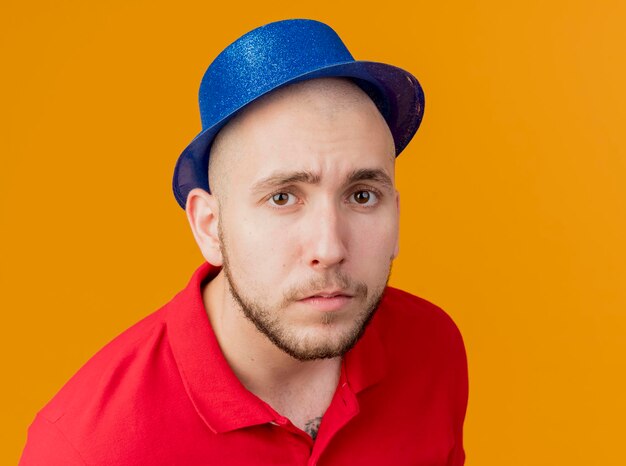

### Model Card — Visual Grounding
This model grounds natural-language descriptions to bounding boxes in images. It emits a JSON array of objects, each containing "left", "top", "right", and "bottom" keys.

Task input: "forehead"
[{"left": 227, "top": 79, "right": 396, "bottom": 186}]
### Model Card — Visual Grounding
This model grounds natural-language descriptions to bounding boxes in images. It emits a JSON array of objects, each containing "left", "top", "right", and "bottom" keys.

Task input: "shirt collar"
[
  {"left": 166, "top": 262, "right": 388, "bottom": 433},
  {"left": 343, "top": 310, "right": 388, "bottom": 395}
]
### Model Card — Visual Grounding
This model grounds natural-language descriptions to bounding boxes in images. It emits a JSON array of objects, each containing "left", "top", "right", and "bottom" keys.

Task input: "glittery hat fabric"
[{"left": 172, "top": 19, "right": 425, "bottom": 209}]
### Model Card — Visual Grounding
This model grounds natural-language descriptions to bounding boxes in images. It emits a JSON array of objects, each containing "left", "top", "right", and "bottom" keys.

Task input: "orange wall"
[{"left": 2, "top": 1, "right": 625, "bottom": 464}]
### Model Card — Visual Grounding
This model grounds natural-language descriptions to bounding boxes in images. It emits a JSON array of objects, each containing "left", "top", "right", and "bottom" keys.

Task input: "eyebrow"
[
  {"left": 347, "top": 168, "right": 394, "bottom": 191},
  {"left": 250, "top": 167, "right": 394, "bottom": 194}
]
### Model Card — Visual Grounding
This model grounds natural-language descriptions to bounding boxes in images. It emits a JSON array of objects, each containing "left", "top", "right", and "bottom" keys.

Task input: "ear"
[
  {"left": 185, "top": 188, "right": 223, "bottom": 266},
  {"left": 392, "top": 190, "right": 400, "bottom": 259}
]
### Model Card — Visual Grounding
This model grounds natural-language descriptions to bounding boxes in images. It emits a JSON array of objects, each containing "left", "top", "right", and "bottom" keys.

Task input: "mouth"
[{"left": 297, "top": 290, "right": 354, "bottom": 312}]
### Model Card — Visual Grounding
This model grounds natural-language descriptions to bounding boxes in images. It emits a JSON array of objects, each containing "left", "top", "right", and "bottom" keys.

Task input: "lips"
[
  {"left": 303, "top": 289, "right": 353, "bottom": 299},
  {"left": 297, "top": 290, "right": 354, "bottom": 312},
  {"left": 309, "top": 293, "right": 348, "bottom": 298}
]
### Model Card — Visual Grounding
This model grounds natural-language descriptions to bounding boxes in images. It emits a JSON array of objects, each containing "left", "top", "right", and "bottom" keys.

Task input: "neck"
[{"left": 202, "top": 270, "right": 342, "bottom": 408}]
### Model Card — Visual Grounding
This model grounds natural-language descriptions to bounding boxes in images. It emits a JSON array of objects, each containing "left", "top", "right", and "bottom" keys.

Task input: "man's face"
[{"left": 216, "top": 79, "right": 399, "bottom": 361}]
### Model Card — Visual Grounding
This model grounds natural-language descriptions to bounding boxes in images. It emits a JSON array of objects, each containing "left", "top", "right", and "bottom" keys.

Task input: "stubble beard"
[{"left": 218, "top": 221, "right": 391, "bottom": 361}]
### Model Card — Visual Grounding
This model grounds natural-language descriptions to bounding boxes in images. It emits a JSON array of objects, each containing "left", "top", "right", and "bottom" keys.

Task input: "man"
[{"left": 20, "top": 19, "right": 468, "bottom": 465}]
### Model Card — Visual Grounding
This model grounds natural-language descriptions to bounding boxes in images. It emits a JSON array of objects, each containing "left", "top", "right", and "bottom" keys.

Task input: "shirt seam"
[{"left": 37, "top": 413, "right": 89, "bottom": 465}]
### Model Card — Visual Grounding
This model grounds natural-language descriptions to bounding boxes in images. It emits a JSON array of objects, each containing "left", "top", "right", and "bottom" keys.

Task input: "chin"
[{"left": 280, "top": 322, "right": 366, "bottom": 361}]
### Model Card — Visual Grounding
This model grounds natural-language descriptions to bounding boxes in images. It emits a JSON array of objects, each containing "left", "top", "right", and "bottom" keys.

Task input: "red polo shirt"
[{"left": 20, "top": 262, "right": 468, "bottom": 465}]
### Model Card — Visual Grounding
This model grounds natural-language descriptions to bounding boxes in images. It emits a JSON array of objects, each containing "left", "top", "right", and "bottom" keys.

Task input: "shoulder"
[
  {"left": 37, "top": 303, "right": 173, "bottom": 424},
  {"left": 20, "top": 295, "right": 193, "bottom": 464},
  {"left": 375, "top": 286, "right": 467, "bottom": 368},
  {"left": 378, "top": 286, "right": 464, "bottom": 342},
  {"left": 373, "top": 288, "right": 468, "bottom": 461}
]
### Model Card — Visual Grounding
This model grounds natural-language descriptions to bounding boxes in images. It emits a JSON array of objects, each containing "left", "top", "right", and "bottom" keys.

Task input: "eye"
[
  {"left": 269, "top": 192, "right": 297, "bottom": 207},
  {"left": 350, "top": 190, "right": 379, "bottom": 206}
]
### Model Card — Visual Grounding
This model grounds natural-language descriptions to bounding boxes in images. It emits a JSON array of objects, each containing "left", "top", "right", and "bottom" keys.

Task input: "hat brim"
[{"left": 172, "top": 60, "right": 425, "bottom": 209}]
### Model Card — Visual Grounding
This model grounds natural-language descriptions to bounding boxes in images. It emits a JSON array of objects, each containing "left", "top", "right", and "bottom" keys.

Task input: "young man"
[{"left": 20, "top": 19, "right": 468, "bottom": 465}]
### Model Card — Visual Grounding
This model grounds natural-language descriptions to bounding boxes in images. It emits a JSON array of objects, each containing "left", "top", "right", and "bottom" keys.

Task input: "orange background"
[{"left": 2, "top": 1, "right": 625, "bottom": 464}]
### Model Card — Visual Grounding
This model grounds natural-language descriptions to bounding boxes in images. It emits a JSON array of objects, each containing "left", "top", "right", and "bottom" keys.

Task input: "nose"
[{"left": 303, "top": 201, "right": 348, "bottom": 269}]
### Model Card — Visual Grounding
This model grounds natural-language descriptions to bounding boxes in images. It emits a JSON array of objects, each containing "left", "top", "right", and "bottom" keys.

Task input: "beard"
[{"left": 218, "top": 221, "right": 391, "bottom": 362}]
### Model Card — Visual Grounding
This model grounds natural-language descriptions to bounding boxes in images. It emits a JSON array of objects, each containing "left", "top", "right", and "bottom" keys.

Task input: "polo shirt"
[{"left": 20, "top": 262, "right": 468, "bottom": 465}]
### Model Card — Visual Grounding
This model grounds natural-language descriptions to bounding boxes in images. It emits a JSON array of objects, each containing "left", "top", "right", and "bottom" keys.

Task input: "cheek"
[
  {"left": 349, "top": 212, "right": 398, "bottom": 256},
  {"left": 346, "top": 214, "right": 397, "bottom": 281},
  {"left": 226, "top": 213, "right": 299, "bottom": 270}
]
